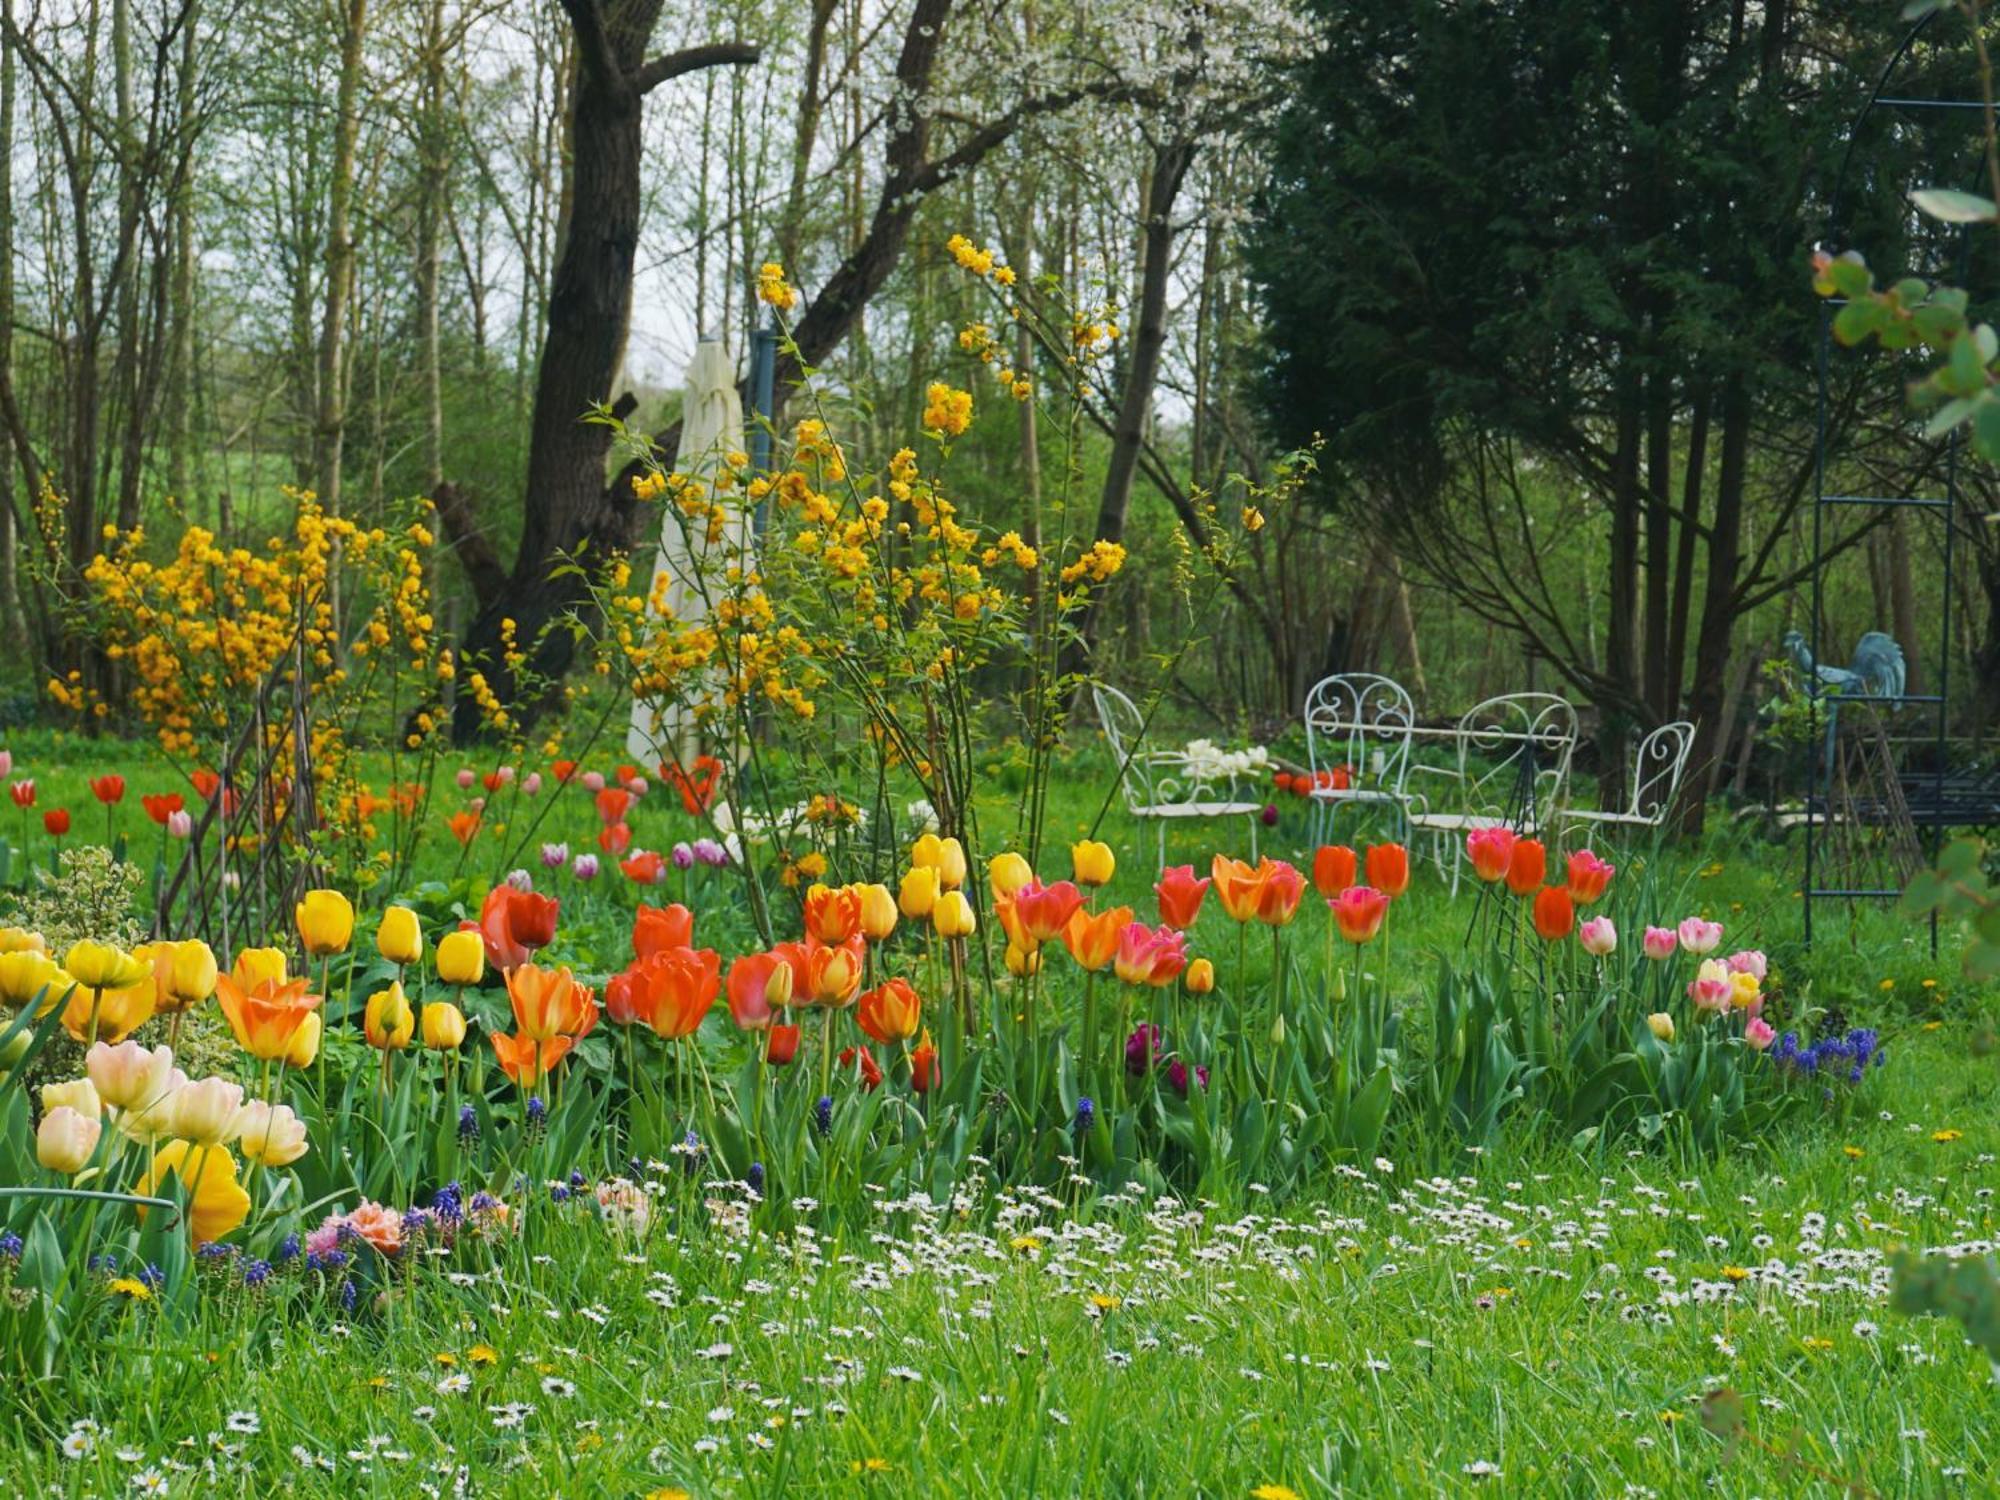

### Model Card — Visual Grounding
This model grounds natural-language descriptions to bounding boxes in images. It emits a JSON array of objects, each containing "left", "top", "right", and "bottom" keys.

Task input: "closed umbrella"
[{"left": 626, "top": 337, "right": 749, "bottom": 769}]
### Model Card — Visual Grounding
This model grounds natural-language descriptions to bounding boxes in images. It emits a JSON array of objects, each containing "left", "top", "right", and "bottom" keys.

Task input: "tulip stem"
[
  {"left": 1080, "top": 970, "right": 1098, "bottom": 1110},
  {"left": 819, "top": 1006, "right": 834, "bottom": 1102}
]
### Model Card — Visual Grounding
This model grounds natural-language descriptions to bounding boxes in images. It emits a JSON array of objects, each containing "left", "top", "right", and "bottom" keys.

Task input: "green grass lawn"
[
  {"left": 0, "top": 727, "right": 1994, "bottom": 1496},
  {"left": 3, "top": 1042, "right": 1993, "bottom": 1497}
]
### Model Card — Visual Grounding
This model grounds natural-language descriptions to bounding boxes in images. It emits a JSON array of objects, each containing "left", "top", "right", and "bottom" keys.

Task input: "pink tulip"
[
  {"left": 1743, "top": 1016, "right": 1775, "bottom": 1050},
  {"left": 581, "top": 771, "right": 607, "bottom": 792},
  {"left": 1724, "top": 949, "right": 1767, "bottom": 981},
  {"left": 626, "top": 775, "right": 650, "bottom": 797},
  {"left": 166, "top": 809, "right": 193, "bottom": 839},
  {"left": 521, "top": 772, "right": 543, "bottom": 796},
  {"left": 1676, "top": 917, "right": 1723, "bottom": 955},
  {"left": 1641, "top": 926, "right": 1678, "bottom": 961},
  {"left": 1577, "top": 916, "right": 1617, "bottom": 956},
  {"left": 455, "top": 767, "right": 476, "bottom": 790},
  {"left": 0, "top": 750, "right": 12, "bottom": 777},
  {"left": 1686, "top": 959, "right": 1732, "bottom": 1012}
]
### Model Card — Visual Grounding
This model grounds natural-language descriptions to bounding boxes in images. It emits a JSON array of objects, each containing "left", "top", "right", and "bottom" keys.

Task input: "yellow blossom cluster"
[
  {"left": 946, "top": 234, "right": 1015, "bottom": 287},
  {"left": 756, "top": 261, "right": 799, "bottom": 310},
  {"left": 922, "top": 383, "right": 973, "bottom": 439}
]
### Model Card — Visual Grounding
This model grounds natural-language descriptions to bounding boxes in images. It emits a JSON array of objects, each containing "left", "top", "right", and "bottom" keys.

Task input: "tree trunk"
[
  {"left": 1677, "top": 378, "right": 1750, "bottom": 832},
  {"left": 451, "top": 0, "right": 757, "bottom": 738},
  {"left": 314, "top": 0, "right": 369, "bottom": 511},
  {"left": 416, "top": 0, "right": 447, "bottom": 495},
  {"left": 165, "top": 0, "right": 199, "bottom": 508}
]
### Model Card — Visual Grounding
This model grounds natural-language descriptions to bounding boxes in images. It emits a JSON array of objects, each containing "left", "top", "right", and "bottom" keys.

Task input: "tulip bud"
[
  {"left": 296, "top": 888, "right": 356, "bottom": 956},
  {"left": 166, "top": 940, "right": 218, "bottom": 1009},
  {"left": 37, "top": 1105, "right": 100, "bottom": 1174},
  {"left": 935, "top": 837, "right": 968, "bottom": 889},
  {"left": 898, "top": 866, "right": 939, "bottom": 919},
  {"left": 377, "top": 905, "right": 424, "bottom": 966},
  {"left": 988, "top": 851, "right": 1034, "bottom": 901},
  {"left": 284, "top": 1010, "right": 322, "bottom": 1068},
  {"left": 364, "top": 981, "right": 415, "bottom": 1050},
  {"left": 1647, "top": 1012, "right": 1676, "bottom": 1043},
  {"left": 421, "top": 1001, "right": 467, "bottom": 1050},
  {"left": 854, "top": 882, "right": 898, "bottom": 942},
  {"left": 1004, "top": 942, "right": 1040, "bottom": 977},
  {"left": 1185, "top": 957, "right": 1215, "bottom": 995},
  {"left": 230, "top": 946, "right": 288, "bottom": 992},
  {"left": 1070, "top": 839, "right": 1116, "bottom": 888},
  {"left": 1269, "top": 1012, "right": 1287, "bottom": 1046},
  {"left": 932, "top": 890, "right": 977, "bottom": 939},
  {"left": 436, "top": 929, "right": 486, "bottom": 987}
]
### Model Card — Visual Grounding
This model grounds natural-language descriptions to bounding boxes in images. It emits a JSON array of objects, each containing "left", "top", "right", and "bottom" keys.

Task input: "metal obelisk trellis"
[{"left": 1806, "top": 13, "right": 1968, "bottom": 954}]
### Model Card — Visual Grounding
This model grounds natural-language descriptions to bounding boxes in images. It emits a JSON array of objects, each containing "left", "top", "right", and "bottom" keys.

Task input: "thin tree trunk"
[
  {"left": 1678, "top": 378, "right": 1750, "bottom": 831},
  {"left": 416, "top": 0, "right": 447, "bottom": 495},
  {"left": 315, "top": 0, "right": 369, "bottom": 511}
]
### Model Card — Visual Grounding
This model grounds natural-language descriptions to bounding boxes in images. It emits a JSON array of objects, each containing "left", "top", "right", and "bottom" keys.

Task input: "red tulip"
[
  {"left": 594, "top": 786, "right": 633, "bottom": 826},
  {"left": 551, "top": 758, "right": 578, "bottom": 784},
  {"left": 836, "top": 1044, "right": 883, "bottom": 1090},
  {"left": 1011, "top": 880, "right": 1086, "bottom": 945},
  {"left": 911, "top": 1032, "right": 939, "bottom": 1093},
  {"left": 8, "top": 780, "right": 34, "bottom": 808},
  {"left": 633, "top": 902, "right": 694, "bottom": 958},
  {"left": 1532, "top": 885, "right": 1575, "bottom": 942},
  {"left": 1254, "top": 859, "right": 1307, "bottom": 926},
  {"left": 43, "top": 807, "right": 70, "bottom": 837},
  {"left": 1364, "top": 843, "right": 1410, "bottom": 899},
  {"left": 620, "top": 849, "right": 667, "bottom": 885},
  {"left": 765, "top": 1024, "right": 802, "bottom": 1066},
  {"left": 1505, "top": 838, "right": 1546, "bottom": 896},
  {"left": 89, "top": 774, "right": 125, "bottom": 805},
  {"left": 141, "top": 792, "right": 185, "bottom": 825},
  {"left": 1154, "top": 864, "right": 1211, "bottom": 930},
  {"left": 1565, "top": 849, "right": 1616, "bottom": 905},
  {"left": 1331, "top": 885, "right": 1389, "bottom": 944},
  {"left": 1466, "top": 827, "right": 1516, "bottom": 883},
  {"left": 1312, "top": 845, "right": 1358, "bottom": 898},
  {"left": 191, "top": 769, "right": 220, "bottom": 801}
]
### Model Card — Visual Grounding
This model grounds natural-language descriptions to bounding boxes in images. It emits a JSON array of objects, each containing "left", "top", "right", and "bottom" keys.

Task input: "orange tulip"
[
  {"left": 1505, "top": 839, "right": 1546, "bottom": 896},
  {"left": 1364, "top": 843, "right": 1410, "bottom": 899},
  {"left": 490, "top": 1030, "right": 573, "bottom": 1091},
  {"left": 449, "top": 809, "right": 481, "bottom": 845},
  {"left": 1010, "top": 880, "right": 1085, "bottom": 945},
  {"left": 857, "top": 977, "right": 922, "bottom": 1044},
  {"left": 633, "top": 902, "right": 694, "bottom": 958},
  {"left": 1311, "top": 845, "right": 1358, "bottom": 898},
  {"left": 505, "top": 962, "right": 577, "bottom": 1042},
  {"left": 1154, "top": 864, "right": 1211, "bottom": 929},
  {"left": 776, "top": 936, "right": 865, "bottom": 1007},
  {"left": 1062, "top": 904, "right": 1133, "bottom": 971},
  {"left": 1210, "top": 855, "right": 1268, "bottom": 923},
  {"left": 803, "top": 883, "right": 864, "bottom": 944},
  {"left": 1331, "top": 885, "right": 1390, "bottom": 944},
  {"left": 643, "top": 947, "right": 722, "bottom": 1039},
  {"left": 1254, "top": 860, "right": 1306, "bottom": 925},
  {"left": 1466, "top": 827, "right": 1516, "bottom": 883},
  {"left": 726, "top": 950, "right": 794, "bottom": 1030},
  {"left": 1532, "top": 885, "right": 1575, "bottom": 941},
  {"left": 213, "top": 972, "right": 322, "bottom": 1061},
  {"left": 910, "top": 1030, "right": 939, "bottom": 1093},
  {"left": 1565, "top": 849, "right": 1616, "bottom": 905},
  {"left": 480, "top": 884, "right": 560, "bottom": 971}
]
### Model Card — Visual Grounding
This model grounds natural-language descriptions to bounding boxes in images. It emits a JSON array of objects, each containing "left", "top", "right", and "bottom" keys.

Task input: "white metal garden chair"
[
  {"left": 1300, "top": 672, "right": 1416, "bottom": 846},
  {"left": 1560, "top": 720, "right": 1696, "bottom": 843},
  {"left": 1407, "top": 693, "right": 1577, "bottom": 892},
  {"left": 1093, "top": 684, "right": 1263, "bottom": 870}
]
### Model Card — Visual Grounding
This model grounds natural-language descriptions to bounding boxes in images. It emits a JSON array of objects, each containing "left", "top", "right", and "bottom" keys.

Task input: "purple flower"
[
  {"left": 1166, "top": 1058, "right": 1209, "bottom": 1097},
  {"left": 746, "top": 1162, "right": 766, "bottom": 1196},
  {"left": 1125, "top": 1023, "right": 1163, "bottom": 1077},
  {"left": 505, "top": 868, "right": 534, "bottom": 892},
  {"left": 693, "top": 837, "right": 728, "bottom": 867},
  {"left": 540, "top": 841, "right": 570, "bottom": 869},
  {"left": 572, "top": 853, "right": 600, "bottom": 881},
  {"left": 671, "top": 841, "right": 695, "bottom": 870},
  {"left": 1261, "top": 803, "right": 1279, "bottom": 826},
  {"left": 1074, "top": 1097, "right": 1095, "bottom": 1134}
]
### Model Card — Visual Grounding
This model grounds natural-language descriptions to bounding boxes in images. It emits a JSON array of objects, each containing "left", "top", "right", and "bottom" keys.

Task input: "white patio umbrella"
[{"left": 625, "top": 337, "right": 750, "bottom": 770}]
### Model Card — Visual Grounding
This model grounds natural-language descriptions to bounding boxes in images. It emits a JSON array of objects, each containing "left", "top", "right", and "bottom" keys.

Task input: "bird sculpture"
[{"left": 1781, "top": 629, "right": 1907, "bottom": 780}]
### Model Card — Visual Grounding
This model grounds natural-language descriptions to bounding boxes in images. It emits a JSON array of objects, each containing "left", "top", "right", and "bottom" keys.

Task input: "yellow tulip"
[
  {"left": 230, "top": 947, "right": 287, "bottom": 992},
  {"left": 377, "top": 905, "right": 424, "bottom": 966},
  {"left": 932, "top": 890, "right": 977, "bottom": 938},
  {"left": 935, "top": 837, "right": 968, "bottom": 889},
  {"left": 436, "top": 929, "right": 485, "bottom": 987},
  {"left": 0, "top": 949, "right": 72, "bottom": 1016},
  {"left": 898, "top": 866, "right": 939, "bottom": 920},
  {"left": 1070, "top": 839, "right": 1116, "bottom": 887},
  {"left": 1186, "top": 957, "right": 1216, "bottom": 995},
  {"left": 62, "top": 940, "right": 150, "bottom": 991},
  {"left": 284, "top": 1010, "right": 322, "bottom": 1069},
  {"left": 853, "top": 882, "right": 898, "bottom": 942},
  {"left": 138, "top": 1140, "right": 251, "bottom": 1245},
  {"left": 168, "top": 1076, "right": 245, "bottom": 1146},
  {"left": 910, "top": 833, "right": 945, "bottom": 872},
  {"left": 158, "top": 944, "right": 219, "bottom": 1016},
  {"left": 421, "top": 1001, "right": 467, "bottom": 1050},
  {"left": 1647, "top": 1012, "right": 1676, "bottom": 1043},
  {"left": 295, "top": 889, "right": 355, "bottom": 957},
  {"left": 1004, "top": 942, "right": 1040, "bottom": 977},
  {"left": 61, "top": 970, "right": 156, "bottom": 1044},
  {"left": 0, "top": 926, "right": 46, "bottom": 954},
  {"left": 364, "top": 980, "right": 415, "bottom": 1050},
  {"left": 988, "top": 851, "right": 1034, "bottom": 901}
]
